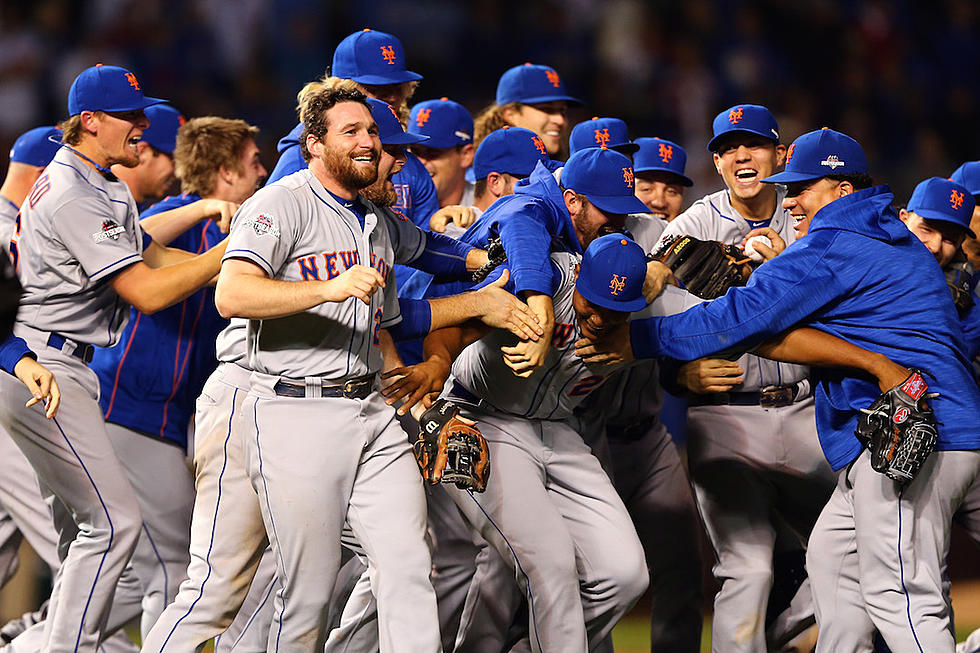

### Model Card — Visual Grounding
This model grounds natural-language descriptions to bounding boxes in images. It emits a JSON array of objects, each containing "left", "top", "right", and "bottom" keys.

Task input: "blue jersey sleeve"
[
  {"left": 630, "top": 235, "right": 843, "bottom": 360},
  {"left": 0, "top": 335, "right": 33, "bottom": 375},
  {"left": 388, "top": 298, "right": 432, "bottom": 342},
  {"left": 496, "top": 206, "right": 561, "bottom": 296},
  {"left": 412, "top": 230, "right": 473, "bottom": 277}
]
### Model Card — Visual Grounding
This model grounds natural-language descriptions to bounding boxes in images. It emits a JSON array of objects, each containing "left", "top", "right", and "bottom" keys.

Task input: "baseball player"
[
  {"left": 407, "top": 98, "right": 475, "bottom": 208},
  {"left": 111, "top": 104, "right": 183, "bottom": 209},
  {"left": 951, "top": 161, "right": 980, "bottom": 269},
  {"left": 268, "top": 29, "right": 440, "bottom": 231},
  {"left": 632, "top": 136, "right": 693, "bottom": 222},
  {"left": 653, "top": 104, "right": 834, "bottom": 652},
  {"left": 616, "top": 127, "right": 980, "bottom": 652},
  {"left": 568, "top": 117, "right": 639, "bottom": 157},
  {"left": 0, "top": 126, "right": 61, "bottom": 248},
  {"left": 473, "top": 63, "right": 582, "bottom": 158},
  {"left": 0, "top": 63, "right": 230, "bottom": 653},
  {"left": 211, "top": 85, "right": 440, "bottom": 653}
]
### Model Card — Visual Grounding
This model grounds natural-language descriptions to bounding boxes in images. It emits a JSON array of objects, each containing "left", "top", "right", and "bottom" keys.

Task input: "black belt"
[
  {"left": 273, "top": 373, "right": 376, "bottom": 399},
  {"left": 47, "top": 333, "right": 94, "bottom": 364},
  {"left": 688, "top": 382, "right": 805, "bottom": 409},
  {"left": 606, "top": 415, "right": 658, "bottom": 442},
  {"left": 449, "top": 381, "right": 482, "bottom": 406}
]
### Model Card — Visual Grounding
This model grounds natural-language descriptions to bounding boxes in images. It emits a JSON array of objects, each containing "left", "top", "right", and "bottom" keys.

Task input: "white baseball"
[{"left": 744, "top": 235, "right": 772, "bottom": 262}]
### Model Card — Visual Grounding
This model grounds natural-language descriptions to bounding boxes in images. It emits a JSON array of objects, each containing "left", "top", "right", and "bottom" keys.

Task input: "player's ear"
[
  {"left": 79, "top": 111, "right": 100, "bottom": 136},
  {"left": 898, "top": 208, "right": 910, "bottom": 224},
  {"left": 460, "top": 143, "right": 475, "bottom": 168},
  {"left": 837, "top": 181, "right": 854, "bottom": 197},
  {"left": 712, "top": 152, "right": 722, "bottom": 174},
  {"left": 563, "top": 188, "right": 580, "bottom": 214},
  {"left": 306, "top": 133, "right": 322, "bottom": 160},
  {"left": 774, "top": 144, "right": 787, "bottom": 168}
]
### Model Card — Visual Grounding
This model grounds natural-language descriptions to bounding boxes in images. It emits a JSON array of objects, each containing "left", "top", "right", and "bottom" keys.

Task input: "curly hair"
[
  {"left": 299, "top": 87, "right": 370, "bottom": 163},
  {"left": 473, "top": 102, "right": 521, "bottom": 146},
  {"left": 173, "top": 117, "right": 259, "bottom": 197}
]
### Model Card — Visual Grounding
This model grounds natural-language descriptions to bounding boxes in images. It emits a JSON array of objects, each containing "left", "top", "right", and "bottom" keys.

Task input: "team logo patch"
[
  {"left": 728, "top": 108, "right": 743, "bottom": 124},
  {"left": 622, "top": 167, "right": 634, "bottom": 188},
  {"left": 125, "top": 72, "right": 140, "bottom": 90},
  {"left": 415, "top": 108, "right": 431, "bottom": 127},
  {"left": 545, "top": 70, "right": 561, "bottom": 88},
  {"left": 820, "top": 155, "right": 845, "bottom": 169},
  {"left": 893, "top": 407, "right": 910, "bottom": 424},
  {"left": 594, "top": 129, "right": 610, "bottom": 149},
  {"left": 901, "top": 372, "right": 927, "bottom": 400},
  {"left": 658, "top": 143, "right": 673, "bottom": 163},
  {"left": 951, "top": 190, "right": 965, "bottom": 211},
  {"left": 380, "top": 45, "right": 397, "bottom": 64},
  {"left": 609, "top": 274, "right": 626, "bottom": 295},
  {"left": 786, "top": 144, "right": 795, "bottom": 161},
  {"left": 241, "top": 213, "right": 281, "bottom": 238},
  {"left": 92, "top": 219, "right": 126, "bottom": 243},
  {"left": 454, "top": 130, "right": 472, "bottom": 141},
  {"left": 532, "top": 136, "right": 547, "bottom": 155}
]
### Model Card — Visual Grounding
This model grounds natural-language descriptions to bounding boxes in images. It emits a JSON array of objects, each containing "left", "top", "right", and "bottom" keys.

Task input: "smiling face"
[
  {"left": 712, "top": 134, "right": 785, "bottom": 202},
  {"left": 88, "top": 109, "right": 151, "bottom": 168},
  {"left": 307, "top": 101, "right": 381, "bottom": 195},
  {"left": 225, "top": 138, "right": 267, "bottom": 204},
  {"left": 409, "top": 143, "right": 473, "bottom": 205},
  {"left": 899, "top": 210, "right": 966, "bottom": 268},
  {"left": 782, "top": 177, "right": 851, "bottom": 238},
  {"left": 503, "top": 101, "right": 568, "bottom": 156},
  {"left": 634, "top": 171, "right": 685, "bottom": 221},
  {"left": 564, "top": 191, "right": 626, "bottom": 249}
]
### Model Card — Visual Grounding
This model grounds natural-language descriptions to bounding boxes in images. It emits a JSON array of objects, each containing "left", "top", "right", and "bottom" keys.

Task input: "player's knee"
[{"left": 602, "top": 543, "right": 649, "bottom": 606}]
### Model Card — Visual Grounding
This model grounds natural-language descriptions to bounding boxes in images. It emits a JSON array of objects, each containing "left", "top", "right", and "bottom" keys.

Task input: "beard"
[
  {"left": 362, "top": 177, "right": 397, "bottom": 207},
  {"left": 320, "top": 145, "right": 378, "bottom": 190}
]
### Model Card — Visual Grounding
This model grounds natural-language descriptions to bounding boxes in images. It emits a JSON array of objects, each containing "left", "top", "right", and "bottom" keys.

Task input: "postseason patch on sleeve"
[
  {"left": 238, "top": 212, "right": 281, "bottom": 239},
  {"left": 91, "top": 219, "right": 127, "bottom": 243}
]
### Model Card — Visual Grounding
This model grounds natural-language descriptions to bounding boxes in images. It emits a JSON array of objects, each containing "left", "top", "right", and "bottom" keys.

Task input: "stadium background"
[{"left": 1, "top": 0, "right": 979, "bottom": 649}]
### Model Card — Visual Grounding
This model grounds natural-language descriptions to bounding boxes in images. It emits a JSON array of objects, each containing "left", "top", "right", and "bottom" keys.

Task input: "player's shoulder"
[{"left": 675, "top": 189, "right": 728, "bottom": 222}]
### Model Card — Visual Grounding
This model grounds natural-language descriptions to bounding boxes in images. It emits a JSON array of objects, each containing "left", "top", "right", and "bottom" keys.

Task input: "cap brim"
[
  {"left": 586, "top": 193, "right": 650, "bottom": 216},
  {"left": 912, "top": 209, "right": 977, "bottom": 239},
  {"left": 411, "top": 134, "right": 464, "bottom": 149},
  {"left": 350, "top": 70, "right": 423, "bottom": 86},
  {"left": 577, "top": 285, "right": 647, "bottom": 313},
  {"left": 381, "top": 132, "right": 429, "bottom": 146},
  {"left": 502, "top": 94, "right": 583, "bottom": 106},
  {"left": 761, "top": 170, "right": 823, "bottom": 184},
  {"left": 633, "top": 166, "right": 694, "bottom": 187},
  {"left": 611, "top": 143, "right": 640, "bottom": 156},
  {"left": 707, "top": 128, "right": 778, "bottom": 152}
]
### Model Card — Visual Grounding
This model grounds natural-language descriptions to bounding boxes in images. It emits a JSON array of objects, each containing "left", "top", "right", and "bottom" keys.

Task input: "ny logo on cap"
[
  {"left": 415, "top": 108, "right": 431, "bottom": 127},
  {"left": 594, "top": 129, "right": 610, "bottom": 149},
  {"left": 545, "top": 70, "right": 561, "bottom": 88},
  {"left": 622, "top": 167, "right": 634, "bottom": 188},
  {"left": 388, "top": 104, "right": 400, "bottom": 121},
  {"left": 532, "top": 136, "right": 547, "bottom": 155},
  {"left": 658, "top": 143, "right": 673, "bottom": 163},
  {"left": 728, "top": 108, "right": 743, "bottom": 124},
  {"left": 609, "top": 274, "right": 626, "bottom": 295},
  {"left": 125, "top": 72, "right": 140, "bottom": 90},
  {"left": 786, "top": 144, "right": 795, "bottom": 161},
  {"left": 380, "top": 45, "right": 397, "bottom": 64},
  {"left": 820, "top": 155, "right": 844, "bottom": 169},
  {"left": 951, "top": 190, "right": 965, "bottom": 211}
]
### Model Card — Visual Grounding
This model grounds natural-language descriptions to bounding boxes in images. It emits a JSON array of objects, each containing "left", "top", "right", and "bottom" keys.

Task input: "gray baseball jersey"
[
  {"left": 658, "top": 187, "right": 807, "bottom": 390},
  {"left": 0, "top": 196, "right": 17, "bottom": 251},
  {"left": 223, "top": 169, "right": 400, "bottom": 379},
  {"left": 13, "top": 147, "right": 144, "bottom": 346}
]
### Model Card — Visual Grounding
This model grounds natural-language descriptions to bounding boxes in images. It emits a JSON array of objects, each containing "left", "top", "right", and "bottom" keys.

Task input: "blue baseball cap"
[
  {"left": 562, "top": 148, "right": 649, "bottom": 215},
  {"left": 9, "top": 126, "right": 62, "bottom": 167},
  {"left": 577, "top": 234, "right": 648, "bottom": 312},
  {"left": 633, "top": 137, "right": 693, "bottom": 186},
  {"left": 762, "top": 128, "right": 867, "bottom": 185},
  {"left": 907, "top": 177, "right": 976, "bottom": 238},
  {"left": 472, "top": 127, "right": 550, "bottom": 180},
  {"left": 140, "top": 105, "right": 184, "bottom": 155},
  {"left": 707, "top": 104, "right": 779, "bottom": 152},
  {"left": 67, "top": 64, "right": 166, "bottom": 116},
  {"left": 332, "top": 29, "right": 423, "bottom": 86},
  {"left": 495, "top": 63, "right": 582, "bottom": 106},
  {"left": 569, "top": 117, "right": 639, "bottom": 155},
  {"left": 408, "top": 98, "right": 473, "bottom": 149},
  {"left": 366, "top": 98, "right": 428, "bottom": 146},
  {"left": 950, "top": 161, "right": 980, "bottom": 197}
]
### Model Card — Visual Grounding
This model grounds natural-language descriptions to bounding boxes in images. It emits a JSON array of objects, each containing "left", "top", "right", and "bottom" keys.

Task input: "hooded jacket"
[{"left": 631, "top": 185, "right": 980, "bottom": 470}]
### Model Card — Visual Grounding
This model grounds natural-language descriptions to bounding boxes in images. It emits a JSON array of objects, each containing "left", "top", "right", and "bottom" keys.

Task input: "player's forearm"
[
  {"left": 524, "top": 292, "right": 555, "bottom": 338},
  {"left": 422, "top": 323, "right": 486, "bottom": 371},
  {"left": 113, "top": 246, "right": 226, "bottom": 315},
  {"left": 140, "top": 201, "right": 211, "bottom": 245},
  {"left": 215, "top": 272, "right": 333, "bottom": 320},
  {"left": 143, "top": 239, "right": 225, "bottom": 268},
  {"left": 427, "top": 292, "right": 487, "bottom": 331},
  {"left": 377, "top": 329, "right": 403, "bottom": 374}
]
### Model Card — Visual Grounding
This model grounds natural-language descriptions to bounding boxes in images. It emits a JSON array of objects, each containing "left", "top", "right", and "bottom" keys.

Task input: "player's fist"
[
  {"left": 322, "top": 265, "right": 385, "bottom": 305},
  {"left": 740, "top": 227, "right": 785, "bottom": 262},
  {"left": 430, "top": 205, "right": 477, "bottom": 233},
  {"left": 197, "top": 199, "right": 240, "bottom": 234}
]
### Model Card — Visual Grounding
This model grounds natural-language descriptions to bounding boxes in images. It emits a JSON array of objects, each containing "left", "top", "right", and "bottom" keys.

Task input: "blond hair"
[
  {"left": 57, "top": 114, "right": 87, "bottom": 146},
  {"left": 473, "top": 102, "right": 521, "bottom": 146},
  {"left": 174, "top": 117, "right": 259, "bottom": 197}
]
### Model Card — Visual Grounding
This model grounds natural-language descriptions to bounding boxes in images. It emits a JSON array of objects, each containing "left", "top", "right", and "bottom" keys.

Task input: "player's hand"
[
  {"left": 740, "top": 227, "right": 786, "bottom": 261},
  {"left": 643, "top": 260, "right": 674, "bottom": 302},
  {"left": 869, "top": 357, "right": 913, "bottom": 393},
  {"left": 473, "top": 270, "right": 544, "bottom": 341},
  {"left": 381, "top": 358, "right": 451, "bottom": 415},
  {"left": 575, "top": 325, "right": 634, "bottom": 366},
  {"left": 13, "top": 356, "right": 61, "bottom": 419},
  {"left": 198, "top": 199, "right": 240, "bottom": 234},
  {"left": 677, "top": 358, "right": 743, "bottom": 393},
  {"left": 429, "top": 205, "right": 476, "bottom": 233},
  {"left": 501, "top": 337, "right": 551, "bottom": 377},
  {"left": 321, "top": 265, "right": 385, "bottom": 305}
]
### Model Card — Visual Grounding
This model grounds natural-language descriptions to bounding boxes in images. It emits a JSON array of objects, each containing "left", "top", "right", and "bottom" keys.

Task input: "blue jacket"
[
  {"left": 90, "top": 194, "right": 228, "bottom": 449},
  {"left": 631, "top": 186, "right": 980, "bottom": 470},
  {"left": 268, "top": 121, "right": 439, "bottom": 230}
]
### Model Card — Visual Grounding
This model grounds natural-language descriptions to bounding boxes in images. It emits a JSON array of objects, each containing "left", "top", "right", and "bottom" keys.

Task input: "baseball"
[{"left": 744, "top": 235, "right": 772, "bottom": 262}]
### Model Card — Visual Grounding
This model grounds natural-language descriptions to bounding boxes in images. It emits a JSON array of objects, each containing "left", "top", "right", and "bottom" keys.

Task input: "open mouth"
[
  {"left": 735, "top": 168, "right": 758, "bottom": 182},
  {"left": 792, "top": 213, "right": 806, "bottom": 229},
  {"left": 127, "top": 135, "right": 141, "bottom": 147},
  {"left": 352, "top": 152, "right": 377, "bottom": 164}
]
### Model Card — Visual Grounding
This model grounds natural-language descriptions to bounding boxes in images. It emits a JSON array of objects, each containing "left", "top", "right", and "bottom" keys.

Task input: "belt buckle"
[
  {"left": 760, "top": 385, "right": 793, "bottom": 408},
  {"left": 342, "top": 379, "right": 357, "bottom": 398}
]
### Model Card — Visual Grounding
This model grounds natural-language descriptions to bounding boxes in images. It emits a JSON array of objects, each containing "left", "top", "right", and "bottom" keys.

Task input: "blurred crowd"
[{"left": 1, "top": 0, "right": 977, "bottom": 202}]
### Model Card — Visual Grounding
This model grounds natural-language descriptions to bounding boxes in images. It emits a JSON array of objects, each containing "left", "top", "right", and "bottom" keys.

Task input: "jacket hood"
[
  {"left": 808, "top": 185, "right": 912, "bottom": 245},
  {"left": 278, "top": 122, "right": 305, "bottom": 154}
]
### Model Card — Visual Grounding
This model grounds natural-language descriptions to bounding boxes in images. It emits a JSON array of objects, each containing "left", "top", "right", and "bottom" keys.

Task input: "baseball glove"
[
  {"left": 654, "top": 235, "right": 752, "bottom": 299},
  {"left": 414, "top": 399, "right": 490, "bottom": 492},
  {"left": 945, "top": 259, "right": 976, "bottom": 315},
  {"left": 854, "top": 369, "right": 939, "bottom": 485},
  {"left": 472, "top": 235, "right": 506, "bottom": 283}
]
